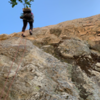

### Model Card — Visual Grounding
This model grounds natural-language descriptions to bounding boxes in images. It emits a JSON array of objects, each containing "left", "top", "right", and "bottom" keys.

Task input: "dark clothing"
[
  {"left": 23, "top": 13, "right": 34, "bottom": 22},
  {"left": 20, "top": 8, "right": 34, "bottom": 32},
  {"left": 22, "top": 20, "right": 33, "bottom": 32},
  {"left": 20, "top": 8, "right": 34, "bottom": 21},
  {"left": 20, "top": 12, "right": 34, "bottom": 22}
]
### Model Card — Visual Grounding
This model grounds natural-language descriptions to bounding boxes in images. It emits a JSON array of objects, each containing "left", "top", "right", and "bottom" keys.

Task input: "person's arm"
[
  {"left": 31, "top": 13, "right": 34, "bottom": 22},
  {"left": 20, "top": 13, "right": 24, "bottom": 19},
  {"left": 31, "top": 13, "right": 33, "bottom": 18}
]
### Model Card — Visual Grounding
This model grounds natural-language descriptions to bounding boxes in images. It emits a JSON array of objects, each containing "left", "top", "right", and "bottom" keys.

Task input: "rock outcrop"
[{"left": 0, "top": 14, "right": 100, "bottom": 100}]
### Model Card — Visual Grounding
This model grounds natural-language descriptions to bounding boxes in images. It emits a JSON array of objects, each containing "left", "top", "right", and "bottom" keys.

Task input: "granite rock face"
[
  {"left": 0, "top": 14, "right": 100, "bottom": 100},
  {"left": 58, "top": 38, "right": 91, "bottom": 58},
  {"left": 0, "top": 37, "right": 79, "bottom": 100}
]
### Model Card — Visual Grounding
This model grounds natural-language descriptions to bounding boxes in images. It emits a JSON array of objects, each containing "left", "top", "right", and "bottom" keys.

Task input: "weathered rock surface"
[
  {"left": 58, "top": 38, "right": 90, "bottom": 58},
  {"left": 0, "top": 14, "right": 100, "bottom": 100},
  {"left": 0, "top": 38, "right": 79, "bottom": 100}
]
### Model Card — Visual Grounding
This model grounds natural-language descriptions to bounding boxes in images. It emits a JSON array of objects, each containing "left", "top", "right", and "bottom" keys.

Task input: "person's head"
[{"left": 23, "top": 8, "right": 31, "bottom": 12}]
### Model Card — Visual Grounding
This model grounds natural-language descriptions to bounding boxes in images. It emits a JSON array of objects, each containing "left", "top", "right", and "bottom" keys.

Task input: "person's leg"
[
  {"left": 22, "top": 20, "right": 27, "bottom": 37},
  {"left": 29, "top": 21, "right": 33, "bottom": 35}
]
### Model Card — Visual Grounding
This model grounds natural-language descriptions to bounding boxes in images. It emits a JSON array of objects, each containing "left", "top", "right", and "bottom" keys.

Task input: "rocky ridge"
[{"left": 0, "top": 14, "right": 100, "bottom": 100}]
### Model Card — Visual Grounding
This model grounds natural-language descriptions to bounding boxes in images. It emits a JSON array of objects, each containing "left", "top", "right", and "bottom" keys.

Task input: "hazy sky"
[{"left": 0, "top": 0, "right": 100, "bottom": 34}]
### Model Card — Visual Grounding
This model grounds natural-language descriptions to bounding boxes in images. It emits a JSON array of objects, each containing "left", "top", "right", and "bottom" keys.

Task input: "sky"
[{"left": 0, "top": 0, "right": 100, "bottom": 35}]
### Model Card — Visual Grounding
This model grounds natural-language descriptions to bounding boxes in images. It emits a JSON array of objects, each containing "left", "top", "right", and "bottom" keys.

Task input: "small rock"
[{"left": 95, "top": 62, "right": 100, "bottom": 67}]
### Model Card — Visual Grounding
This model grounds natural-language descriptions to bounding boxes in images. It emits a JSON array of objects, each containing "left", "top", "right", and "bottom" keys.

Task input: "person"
[{"left": 20, "top": 7, "right": 34, "bottom": 37}]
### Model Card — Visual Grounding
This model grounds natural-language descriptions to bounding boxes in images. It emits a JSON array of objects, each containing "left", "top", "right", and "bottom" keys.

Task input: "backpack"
[{"left": 20, "top": 13, "right": 34, "bottom": 19}]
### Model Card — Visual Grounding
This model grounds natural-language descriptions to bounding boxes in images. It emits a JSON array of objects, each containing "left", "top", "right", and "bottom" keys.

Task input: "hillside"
[{"left": 0, "top": 14, "right": 100, "bottom": 100}]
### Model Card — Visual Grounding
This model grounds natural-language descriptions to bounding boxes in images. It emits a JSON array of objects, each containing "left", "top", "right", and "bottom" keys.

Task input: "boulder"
[
  {"left": 58, "top": 38, "right": 90, "bottom": 58},
  {"left": 0, "top": 38, "right": 79, "bottom": 100}
]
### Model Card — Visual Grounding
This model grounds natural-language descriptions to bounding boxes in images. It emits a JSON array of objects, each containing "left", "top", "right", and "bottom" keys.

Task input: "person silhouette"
[{"left": 20, "top": 8, "right": 34, "bottom": 37}]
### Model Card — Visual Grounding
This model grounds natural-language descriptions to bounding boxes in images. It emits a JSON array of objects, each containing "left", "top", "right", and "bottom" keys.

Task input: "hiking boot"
[
  {"left": 21, "top": 34, "right": 26, "bottom": 37},
  {"left": 30, "top": 31, "right": 33, "bottom": 35}
]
